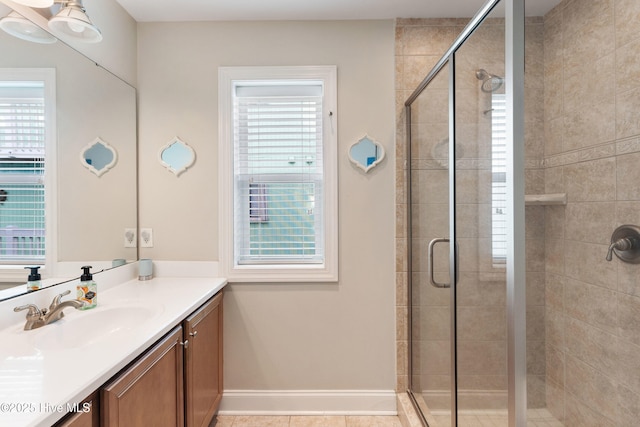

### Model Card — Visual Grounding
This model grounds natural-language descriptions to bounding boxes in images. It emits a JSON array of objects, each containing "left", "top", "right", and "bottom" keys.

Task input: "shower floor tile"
[{"left": 430, "top": 408, "right": 562, "bottom": 427}]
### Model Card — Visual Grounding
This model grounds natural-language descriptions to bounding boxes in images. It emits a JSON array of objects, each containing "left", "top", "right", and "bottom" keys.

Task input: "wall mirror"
[
  {"left": 159, "top": 137, "right": 196, "bottom": 176},
  {"left": 348, "top": 135, "right": 385, "bottom": 173},
  {"left": 81, "top": 137, "right": 118, "bottom": 177},
  {"left": 0, "top": 4, "right": 137, "bottom": 301}
]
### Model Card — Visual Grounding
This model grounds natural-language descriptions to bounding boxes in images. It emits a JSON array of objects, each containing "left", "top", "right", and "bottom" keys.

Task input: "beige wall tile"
[
  {"left": 616, "top": 86, "right": 640, "bottom": 140},
  {"left": 618, "top": 384, "right": 640, "bottom": 427},
  {"left": 564, "top": 202, "right": 616, "bottom": 245},
  {"left": 564, "top": 394, "right": 617, "bottom": 427},
  {"left": 618, "top": 293, "right": 640, "bottom": 347},
  {"left": 617, "top": 339, "right": 640, "bottom": 393},
  {"left": 565, "top": 354, "right": 619, "bottom": 421},
  {"left": 564, "top": 157, "right": 616, "bottom": 202},
  {"left": 457, "top": 341, "right": 506, "bottom": 376},
  {"left": 562, "top": 0, "right": 614, "bottom": 78},
  {"left": 564, "top": 278, "right": 618, "bottom": 334},
  {"left": 616, "top": 36, "right": 640, "bottom": 94},
  {"left": 545, "top": 273, "right": 564, "bottom": 312},
  {"left": 617, "top": 152, "right": 640, "bottom": 201},
  {"left": 565, "top": 316, "right": 618, "bottom": 377},
  {"left": 546, "top": 343, "right": 565, "bottom": 386},
  {"left": 457, "top": 306, "right": 506, "bottom": 341},
  {"left": 615, "top": 0, "right": 640, "bottom": 47}
]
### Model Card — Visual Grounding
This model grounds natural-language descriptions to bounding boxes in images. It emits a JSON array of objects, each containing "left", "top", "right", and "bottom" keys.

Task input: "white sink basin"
[{"left": 32, "top": 305, "right": 162, "bottom": 351}]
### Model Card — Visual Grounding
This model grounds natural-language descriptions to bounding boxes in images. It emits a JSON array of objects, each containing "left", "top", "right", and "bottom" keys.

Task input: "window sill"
[{"left": 224, "top": 263, "right": 338, "bottom": 283}]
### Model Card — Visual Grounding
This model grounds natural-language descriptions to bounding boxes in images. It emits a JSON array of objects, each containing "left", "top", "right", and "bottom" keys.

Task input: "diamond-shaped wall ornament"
[
  {"left": 158, "top": 136, "right": 196, "bottom": 176},
  {"left": 348, "top": 135, "right": 385, "bottom": 173},
  {"left": 80, "top": 137, "right": 118, "bottom": 177}
]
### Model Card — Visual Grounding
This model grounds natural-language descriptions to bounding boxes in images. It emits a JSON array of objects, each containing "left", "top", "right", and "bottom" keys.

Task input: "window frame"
[
  {"left": 0, "top": 68, "right": 56, "bottom": 281},
  {"left": 218, "top": 65, "right": 338, "bottom": 282}
]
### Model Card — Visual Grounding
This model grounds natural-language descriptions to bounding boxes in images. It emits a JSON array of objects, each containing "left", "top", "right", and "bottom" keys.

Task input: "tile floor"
[
  {"left": 211, "top": 415, "right": 403, "bottom": 427},
  {"left": 211, "top": 409, "right": 562, "bottom": 427}
]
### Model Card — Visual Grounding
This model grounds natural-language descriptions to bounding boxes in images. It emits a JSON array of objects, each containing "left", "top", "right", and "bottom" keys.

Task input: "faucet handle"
[
  {"left": 14, "top": 304, "right": 42, "bottom": 317},
  {"left": 49, "top": 289, "right": 71, "bottom": 309}
]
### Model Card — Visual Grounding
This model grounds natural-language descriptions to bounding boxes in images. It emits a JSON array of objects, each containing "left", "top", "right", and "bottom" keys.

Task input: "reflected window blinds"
[
  {"left": 0, "top": 81, "right": 46, "bottom": 263},
  {"left": 491, "top": 93, "right": 507, "bottom": 265}
]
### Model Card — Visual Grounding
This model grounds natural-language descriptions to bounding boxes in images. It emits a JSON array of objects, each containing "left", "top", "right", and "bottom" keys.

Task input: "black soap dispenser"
[
  {"left": 77, "top": 266, "right": 97, "bottom": 310},
  {"left": 25, "top": 266, "right": 41, "bottom": 291}
]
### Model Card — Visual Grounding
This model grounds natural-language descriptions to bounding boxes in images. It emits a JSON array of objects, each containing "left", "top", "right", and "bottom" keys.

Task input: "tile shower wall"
[{"left": 543, "top": 0, "right": 640, "bottom": 425}]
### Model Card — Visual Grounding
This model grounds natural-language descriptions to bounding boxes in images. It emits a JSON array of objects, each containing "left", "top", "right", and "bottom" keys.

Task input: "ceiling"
[{"left": 114, "top": 0, "right": 561, "bottom": 23}]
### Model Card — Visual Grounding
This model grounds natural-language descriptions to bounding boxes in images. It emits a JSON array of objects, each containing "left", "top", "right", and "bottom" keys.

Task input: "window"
[
  {"left": 0, "top": 69, "right": 55, "bottom": 274},
  {"left": 219, "top": 66, "right": 338, "bottom": 282}
]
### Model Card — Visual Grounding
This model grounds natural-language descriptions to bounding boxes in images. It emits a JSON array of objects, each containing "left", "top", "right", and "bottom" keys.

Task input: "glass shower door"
[
  {"left": 452, "top": 7, "right": 509, "bottom": 425},
  {"left": 408, "top": 62, "right": 453, "bottom": 427}
]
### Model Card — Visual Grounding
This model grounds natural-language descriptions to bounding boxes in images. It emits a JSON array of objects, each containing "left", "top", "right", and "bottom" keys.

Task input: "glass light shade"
[
  {"left": 48, "top": 2, "right": 102, "bottom": 43},
  {"left": 0, "top": 11, "right": 56, "bottom": 44},
  {"left": 10, "top": 0, "right": 54, "bottom": 7}
]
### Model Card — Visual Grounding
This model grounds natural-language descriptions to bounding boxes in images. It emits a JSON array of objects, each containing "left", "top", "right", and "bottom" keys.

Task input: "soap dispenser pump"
[
  {"left": 77, "top": 265, "right": 97, "bottom": 310},
  {"left": 25, "top": 266, "right": 41, "bottom": 291}
]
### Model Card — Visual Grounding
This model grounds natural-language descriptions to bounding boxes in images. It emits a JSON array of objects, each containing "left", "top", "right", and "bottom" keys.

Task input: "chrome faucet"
[{"left": 14, "top": 290, "right": 85, "bottom": 330}]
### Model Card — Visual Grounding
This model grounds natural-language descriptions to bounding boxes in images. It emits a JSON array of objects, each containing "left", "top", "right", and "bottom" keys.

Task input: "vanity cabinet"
[
  {"left": 99, "top": 290, "right": 223, "bottom": 427},
  {"left": 102, "top": 326, "right": 185, "bottom": 426},
  {"left": 184, "top": 291, "right": 223, "bottom": 427}
]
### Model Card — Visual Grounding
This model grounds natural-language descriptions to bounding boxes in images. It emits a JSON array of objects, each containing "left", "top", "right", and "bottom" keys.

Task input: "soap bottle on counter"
[
  {"left": 77, "top": 265, "right": 97, "bottom": 310},
  {"left": 24, "top": 266, "right": 41, "bottom": 291}
]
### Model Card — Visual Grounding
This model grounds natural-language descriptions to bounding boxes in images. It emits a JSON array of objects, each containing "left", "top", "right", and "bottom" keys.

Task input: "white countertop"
[{"left": 0, "top": 273, "right": 227, "bottom": 427}]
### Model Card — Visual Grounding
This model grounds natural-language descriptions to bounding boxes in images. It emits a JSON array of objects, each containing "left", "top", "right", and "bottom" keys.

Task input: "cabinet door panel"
[
  {"left": 184, "top": 291, "right": 223, "bottom": 427},
  {"left": 54, "top": 393, "right": 98, "bottom": 427},
  {"left": 102, "top": 327, "right": 184, "bottom": 427}
]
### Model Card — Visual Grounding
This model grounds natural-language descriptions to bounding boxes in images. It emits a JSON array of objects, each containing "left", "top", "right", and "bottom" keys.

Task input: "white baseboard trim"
[{"left": 218, "top": 390, "right": 398, "bottom": 415}]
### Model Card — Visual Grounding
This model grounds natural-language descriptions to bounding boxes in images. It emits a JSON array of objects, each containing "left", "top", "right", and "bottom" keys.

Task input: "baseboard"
[{"left": 218, "top": 390, "right": 398, "bottom": 415}]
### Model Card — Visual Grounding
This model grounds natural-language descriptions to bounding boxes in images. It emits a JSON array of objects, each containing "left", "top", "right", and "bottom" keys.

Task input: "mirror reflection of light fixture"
[
  {"left": 48, "top": 0, "right": 101, "bottom": 43},
  {"left": 0, "top": 10, "right": 56, "bottom": 43}
]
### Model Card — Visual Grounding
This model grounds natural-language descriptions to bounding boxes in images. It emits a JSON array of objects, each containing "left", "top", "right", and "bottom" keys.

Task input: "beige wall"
[
  {"left": 137, "top": 20, "right": 397, "bottom": 395},
  {"left": 543, "top": 0, "right": 640, "bottom": 425}
]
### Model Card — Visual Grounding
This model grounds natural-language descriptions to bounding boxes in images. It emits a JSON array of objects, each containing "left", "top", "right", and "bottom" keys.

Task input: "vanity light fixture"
[
  {"left": 0, "top": 10, "right": 56, "bottom": 43},
  {"left": 0, "top": 0, "right": 101, "bottom": 44},
  {"left": 48, "top": 0, "right": 101, "bottom": 43}
]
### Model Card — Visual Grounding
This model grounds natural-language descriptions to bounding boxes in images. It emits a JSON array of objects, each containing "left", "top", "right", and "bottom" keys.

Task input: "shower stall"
[{"left": 399, "top": 0, "right": 640, "bottom": 425}]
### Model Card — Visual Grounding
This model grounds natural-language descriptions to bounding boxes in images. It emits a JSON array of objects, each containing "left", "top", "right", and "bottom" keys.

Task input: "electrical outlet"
[
  {"left": 124, "top": 228, "right": 137, "bottom": 247},
  {"left": 140, "top": 228, "right": 153, "bottom": 248}
]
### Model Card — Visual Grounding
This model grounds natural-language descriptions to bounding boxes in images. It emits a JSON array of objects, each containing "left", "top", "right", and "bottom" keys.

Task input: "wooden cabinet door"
[
  {"left": 101, "top": 327, "right": 185, "bottom": 427},
  {"left": 184, "top": 291, "right": 223, "bottom": 427},
  {"left": 54, "top": 392, "right": 99, "bottom": 427}
]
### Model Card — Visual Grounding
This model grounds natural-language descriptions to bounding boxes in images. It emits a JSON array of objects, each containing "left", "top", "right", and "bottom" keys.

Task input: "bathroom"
[{"left": 0, "top": 0, "right": 638, "bottom": 426}]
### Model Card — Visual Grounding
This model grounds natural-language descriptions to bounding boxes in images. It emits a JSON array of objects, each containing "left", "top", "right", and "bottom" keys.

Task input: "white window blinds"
[
  {"left": 491, "top": 94, "right": 507, "bottom": 265},
  {"left": 233, "top": 81, "right": 324, "bottom": 264},
  {"left": 0, "top": 81, "right": 46, "bottom": 264}
]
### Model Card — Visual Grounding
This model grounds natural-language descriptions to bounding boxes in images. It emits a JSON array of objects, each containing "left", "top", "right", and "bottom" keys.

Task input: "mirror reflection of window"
[
  {"left": 0, "top": 71, "right": 54, "bottom": 266},
  {"left": 491, "top": 93, "right": 507, "bottom": 266}
]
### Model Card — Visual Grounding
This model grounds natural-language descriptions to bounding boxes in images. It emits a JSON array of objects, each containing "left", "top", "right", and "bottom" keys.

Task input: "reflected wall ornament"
[
  {"left": 80, "top": 137, "right": 117, "bottom": 177},
  {"left": 348, "top": 134, "right": 385, "bottom": 173},
  {"left": 158, "top": 136, "right": 196, "bottom": 176}
]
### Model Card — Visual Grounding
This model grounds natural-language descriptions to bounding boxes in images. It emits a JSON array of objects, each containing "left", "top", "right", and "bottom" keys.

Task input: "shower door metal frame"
[{"left": 404, "top": 0, "right": 526, "bottom": 425}]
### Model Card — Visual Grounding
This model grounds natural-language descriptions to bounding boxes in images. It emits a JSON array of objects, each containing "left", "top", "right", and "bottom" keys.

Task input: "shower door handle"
[{"left": 428, "top": 237, "right": 450, "bottom": 288}]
